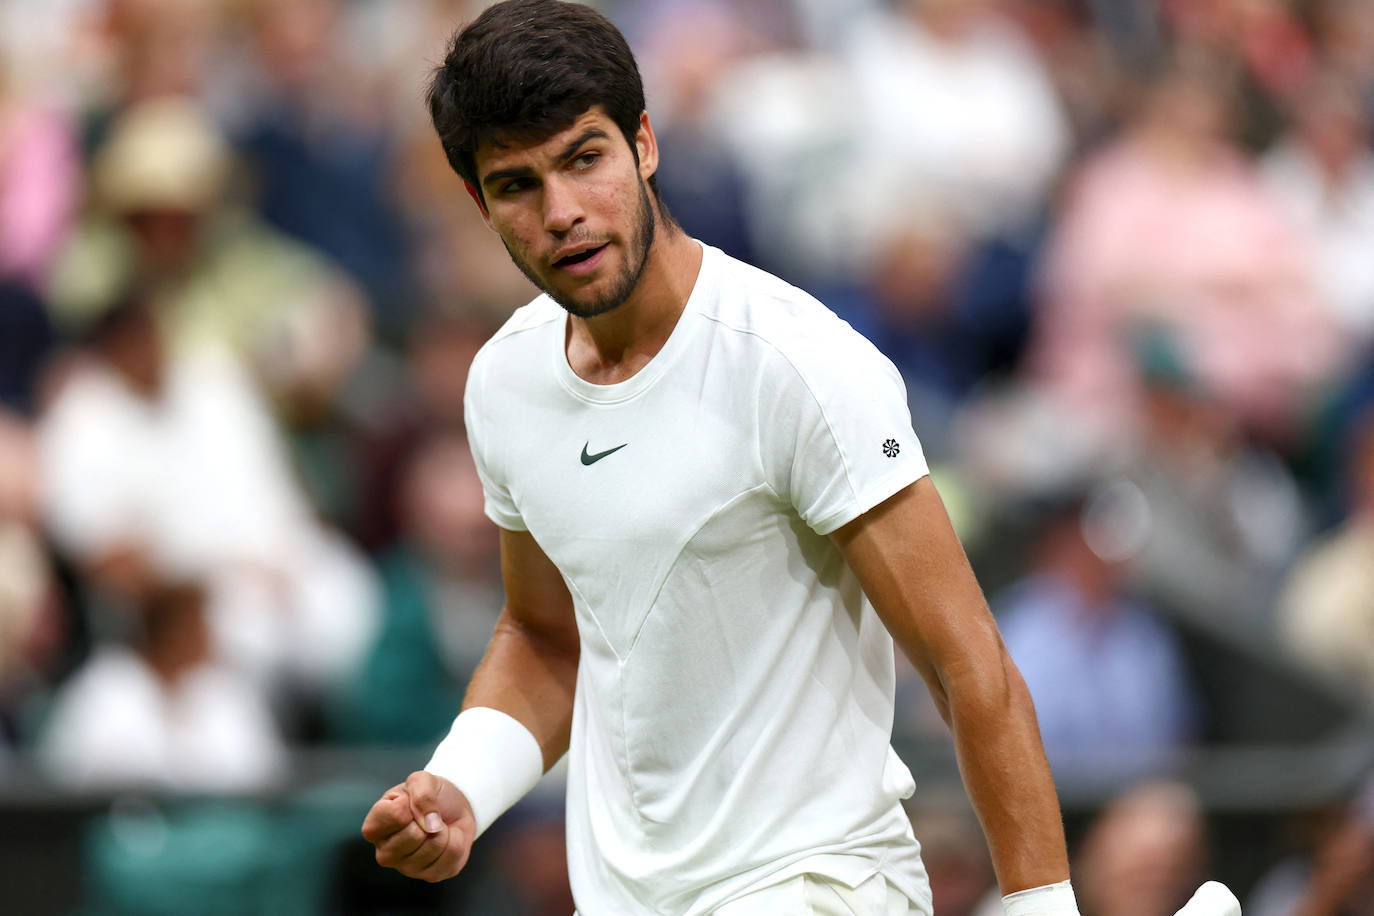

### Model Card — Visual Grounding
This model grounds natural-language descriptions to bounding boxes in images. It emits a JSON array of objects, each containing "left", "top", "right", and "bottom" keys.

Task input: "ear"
[
  {"left": 463, "top": 180, "right": 495, "bottom": 230},
  {"left": 634, "top": 111, "right": 659, "bottom": 184}
]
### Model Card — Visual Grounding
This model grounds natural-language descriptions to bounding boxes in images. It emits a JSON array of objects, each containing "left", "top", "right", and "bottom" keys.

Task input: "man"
[{"left": 362, "top": 2, "right": 1077, "bottom": 913}]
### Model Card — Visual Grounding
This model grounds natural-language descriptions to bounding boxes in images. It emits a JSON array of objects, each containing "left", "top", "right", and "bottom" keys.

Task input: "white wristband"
[
  {"left": 1002, "top": 879, "right": 1079, "bottom": 916},
  {"left": 424, "top": 707, "right": 544, "bottom": 839}
]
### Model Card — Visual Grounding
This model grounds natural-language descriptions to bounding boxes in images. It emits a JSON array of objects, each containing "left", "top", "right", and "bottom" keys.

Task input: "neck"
[{"left": 565, "top": 219, "right": 702, "bottom": 385}]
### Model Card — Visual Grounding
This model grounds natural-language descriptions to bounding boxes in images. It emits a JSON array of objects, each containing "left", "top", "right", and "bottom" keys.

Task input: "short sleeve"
[
  {"left": 463, "top": 357, "right": 527, "bottom": 532},
  {"left": 760, "top": 318, "right": 929, "bottom": 535}
]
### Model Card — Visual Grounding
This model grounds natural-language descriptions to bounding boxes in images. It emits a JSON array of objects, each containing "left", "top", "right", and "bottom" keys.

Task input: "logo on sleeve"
[
  {"left": 882, "top": 439, "right": 901, "bottom": 458},
  {"left": 581, "top": 441, "right": 628, "bottom": 466}
]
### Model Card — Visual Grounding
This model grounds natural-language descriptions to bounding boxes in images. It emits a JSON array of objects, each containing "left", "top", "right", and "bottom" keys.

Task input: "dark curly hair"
[{"left": 427, "top": 0, "right": 653, "bottom": 205}]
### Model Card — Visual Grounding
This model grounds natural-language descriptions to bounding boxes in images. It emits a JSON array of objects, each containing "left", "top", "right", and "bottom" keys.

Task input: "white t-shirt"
[
  {"left": 39, "top": 647, "right": 286, "bottom": 792},
  {"left": 464, "top": 243, "right": 933, "bottom": 915},
  {"left": 36, "top": 348, "right": 379, "bottom": 691}
]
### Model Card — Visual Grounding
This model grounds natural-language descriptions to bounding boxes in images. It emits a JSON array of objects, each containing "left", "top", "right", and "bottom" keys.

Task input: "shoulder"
[
  {"left": 699, "top": 247, "right": 894, "bottom": 384},
  {"left": 479, "top": 294, "right": 563, "bottom": 353},
  {"left": 466, "top": 295, "right": 563, "bottom": 389}
]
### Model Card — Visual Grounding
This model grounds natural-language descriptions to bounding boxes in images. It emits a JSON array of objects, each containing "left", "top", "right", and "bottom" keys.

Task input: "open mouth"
[{"left": 555, "top": 244, "right": 607, "bottom": 268}]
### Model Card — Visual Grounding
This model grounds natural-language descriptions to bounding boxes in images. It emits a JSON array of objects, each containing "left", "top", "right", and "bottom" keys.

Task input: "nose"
[{"left": 542, "top": 175, "right": 584, "bottom": 236}]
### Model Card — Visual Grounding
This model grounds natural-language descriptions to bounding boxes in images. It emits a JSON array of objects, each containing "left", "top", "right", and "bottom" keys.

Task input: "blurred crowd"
[{"left": 2, "top": 0, "right": 1374, "bottom": 912}]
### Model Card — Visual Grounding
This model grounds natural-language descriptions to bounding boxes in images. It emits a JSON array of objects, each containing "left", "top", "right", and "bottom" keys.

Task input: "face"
[{"left": 472, "top": 108, "right": 658, "bottom": 318}]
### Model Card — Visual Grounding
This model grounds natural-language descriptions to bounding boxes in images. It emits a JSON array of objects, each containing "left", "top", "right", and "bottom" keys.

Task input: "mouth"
[{"left": 553, "top": 243, "right": 609, "bottom": 274}]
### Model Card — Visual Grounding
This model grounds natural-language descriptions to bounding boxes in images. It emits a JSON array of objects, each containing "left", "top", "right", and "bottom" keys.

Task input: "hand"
[{"left": 361, "top": 771, "right": 478, "bottom": 882}]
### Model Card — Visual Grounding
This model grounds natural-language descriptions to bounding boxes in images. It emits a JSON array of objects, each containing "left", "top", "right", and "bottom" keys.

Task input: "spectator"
[
  {"left": 228, "top": 0, "right": 412, "bottom": 337},
  {"left": 1030, "top": 55, "right": 1340, "bottom": 449},
  {"left": 35, "top": 296, "right": 379, "bottom": 729},
  {"left": 338, "top": 313, "right": 496, "bottom": 555},
  {"left": 48, "top": 95, "right": 372, "bottom": 414},
  {"left": 330, "top": 430, "right": 501, "bottom": 745},
  {"left": 0, "top": 0, "right": 1372, "bottom": 909},
  {"left": 1276, "top": 411, "right": 1374, "bottom": 702},
  {"left": 37, "top": 580, "right": 286, "bottom": 792},
  {"left": 391, "top": 114, "right": 540, "bottom": 326},
  {"left": 995, "top": 486, "right": 1200, "bottom": 785},
  {"left": 1262, "top": 72, "right": 1374, "bottom": 347},
  {"left": 1123, "top": 335, "right": 1308, "bottom": 625},
  {"left": 841, "top": 0, "right": 1069, "bottom": 251},
  {"left": 1073, "top": 780, "right": 1208, "bottom": 916},
  {"left": 632, "top": 2, "right": 759, "bottom": 265},
  {"left": 840, "top": 213, "right": 1044, "bottom": 457},
  {"left": 1159, "top": 0, "right": 1313, "bottom": 147},
  {"left": 907, "top": 798, "right": 996, "bottom": 916},
  {"left": 1248, "top": 777, "right": 1374, "bottom": 916},
  {"left": 462, "top": 798, "right": 576, "bottom": 916},
  {"left": 0, "top": 53, "right": 79, "bottom": 290},
  {"left": 0, "top": 282, "right": 57, "bottom": 418},
  {"left": 1312, "top": 0, "right": 1374, "bottom": 126}
]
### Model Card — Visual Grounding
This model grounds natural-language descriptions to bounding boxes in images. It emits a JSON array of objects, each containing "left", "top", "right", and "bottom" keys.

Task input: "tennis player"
[{"left": 362, "top": 2, "right": 1079, "bottom": 912}]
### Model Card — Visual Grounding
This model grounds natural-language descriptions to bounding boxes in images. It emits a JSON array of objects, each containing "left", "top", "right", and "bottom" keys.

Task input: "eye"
[
  {"left": 573, "top": 151, "right": 600, "bottom": 170},
  {"left": 499, "top": 177, "right": 533, "bottom": 196}
]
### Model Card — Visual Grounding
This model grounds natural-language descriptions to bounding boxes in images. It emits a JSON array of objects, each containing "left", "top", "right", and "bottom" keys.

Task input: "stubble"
[{"left": 502, "top": 178, "right": 657, "bottom": 319}]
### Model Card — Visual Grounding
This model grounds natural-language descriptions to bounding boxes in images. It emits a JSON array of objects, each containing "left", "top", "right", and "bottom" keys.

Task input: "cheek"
[
  {"left": 492, "top": 213, "right": 541, "bottom": 253},
  {"left": 592, "top": 180, "right": 642, "bottom": 233}
]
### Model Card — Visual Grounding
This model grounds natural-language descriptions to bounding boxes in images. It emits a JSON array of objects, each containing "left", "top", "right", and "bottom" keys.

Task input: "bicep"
[
  {"left": 831, "top": 477, "right": 1007, "bottom": 703},
  {"left": 498, "top": 528, "right": 579, "bottom": 652}
]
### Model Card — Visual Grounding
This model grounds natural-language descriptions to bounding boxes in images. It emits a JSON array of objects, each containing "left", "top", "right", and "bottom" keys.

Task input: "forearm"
[
  {"left": 830, "top": 482, "right": 1073, "bottom": 898},
  {"left": 461, "top": 609, "right": 579, "bottom": 771},
  {"left": 942, "top": 646, "right": 1070, "bottom": 895}
]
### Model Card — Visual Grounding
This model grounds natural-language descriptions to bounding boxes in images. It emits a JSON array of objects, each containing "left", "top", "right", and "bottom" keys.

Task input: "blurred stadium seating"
[{"left": 3, "top": 0, "right": 1374, "bottom": 913}]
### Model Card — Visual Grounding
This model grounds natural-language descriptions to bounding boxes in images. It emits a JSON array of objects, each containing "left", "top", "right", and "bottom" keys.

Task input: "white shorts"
[
  {"left": 571, "top": 869, "right": 931, "bottom": 915},
  {"left": 710, "top": 872, "right": 926, "bottom": 915}
]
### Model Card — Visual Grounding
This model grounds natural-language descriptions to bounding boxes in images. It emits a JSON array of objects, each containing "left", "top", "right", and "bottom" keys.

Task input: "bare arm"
[
  {"left": 462, "top": 526, "right": 581, "bottom": 770},
  {"left": 362, "top": 526, "right": 579, "bottom": 880},
  {"left": 831, "top": 476, "right": 1069, "bottom": 895}
]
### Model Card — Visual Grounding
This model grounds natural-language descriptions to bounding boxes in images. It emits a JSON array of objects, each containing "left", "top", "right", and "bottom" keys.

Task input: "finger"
[
  {"left": 411, "top": 826, "right": 473, "bottom": 883},
  {"left": 390, "top": 825, "right": 456, "bottom": 880},
  {"left": 405, "top": 770, "right": 467, "bottom": 829},
  {"left": 361, "top": 791, "right": 414, "bottom": 844},
  {"left": 374, "top": 818, "right": 432, "bottom": 866},
  {"left": 406, "top": 829, "right": 450, "bottom": 876}
]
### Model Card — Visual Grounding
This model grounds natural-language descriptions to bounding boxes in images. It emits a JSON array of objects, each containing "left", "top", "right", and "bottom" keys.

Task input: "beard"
[{"left": 502, "top": 177, "right": 657, "bottom": 319}]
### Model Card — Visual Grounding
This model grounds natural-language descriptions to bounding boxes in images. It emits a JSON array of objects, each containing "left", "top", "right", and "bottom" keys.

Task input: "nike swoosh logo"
[{"left": 581, "top": 441, "right": 627, "bottom": 465}]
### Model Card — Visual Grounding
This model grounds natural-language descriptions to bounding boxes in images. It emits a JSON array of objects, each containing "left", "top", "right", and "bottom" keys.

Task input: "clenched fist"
[{"left": 361, "top": 771, "right": 477, "bottom": 882}]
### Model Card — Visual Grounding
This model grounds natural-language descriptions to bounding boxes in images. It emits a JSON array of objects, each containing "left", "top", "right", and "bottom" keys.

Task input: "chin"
[{"left": 554, "top": 287, "right": 629, "bottom": 319}]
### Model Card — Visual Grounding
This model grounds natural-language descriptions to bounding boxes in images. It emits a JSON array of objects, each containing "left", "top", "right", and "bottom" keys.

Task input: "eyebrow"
[{"left": 480, "top": 128, "right": 610, "bottom": 191}]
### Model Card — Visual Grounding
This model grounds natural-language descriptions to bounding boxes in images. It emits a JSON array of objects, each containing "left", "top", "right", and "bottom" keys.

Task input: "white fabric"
[
  {"left": 841, "top": 10, "right": 1068, "bottom": 242},
  {"left": 1174, "top": 881, "right": 1241, "bottom": 916},
  {"left": 425, "top": 706, "right": 544, "bottom": 838},
  {"left": 39, "top": 348, "right": 305, "bottom": 573},
  {"left": 464, "top": 243, "right": 932, "bottom": 915},
  {"left": 1001, "top": 879, "right": 1079, "bottom": 915},
  {"left": 36, "top": 347, "right": 379, "bottom": 690},
  {"left": 1261, "top": 140, "right": 1374, "bottom": 340},
  {"left": 39, "top": 647, "right": 286, "bottom": 791},
  {"left": 709, "top": 871, "right": 919, "bottom": 915}
]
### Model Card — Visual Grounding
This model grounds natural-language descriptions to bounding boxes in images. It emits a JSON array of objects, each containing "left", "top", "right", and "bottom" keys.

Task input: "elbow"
[{"left": 943, "top": 638, "right": 1032, "bottom": 726}]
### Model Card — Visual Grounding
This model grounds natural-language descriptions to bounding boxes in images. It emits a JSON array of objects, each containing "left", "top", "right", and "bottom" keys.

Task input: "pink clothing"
[
  {"left": 1032, "top": 139, "right": 1342, "bottom": 438},
  {"left": 0, "top": 105, "right": 79, "bottom": 288}
]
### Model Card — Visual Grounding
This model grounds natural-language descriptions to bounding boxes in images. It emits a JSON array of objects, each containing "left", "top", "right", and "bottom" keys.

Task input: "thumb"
[{"left": 405, "top": 770, "right": 466, "bottom": 835}]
